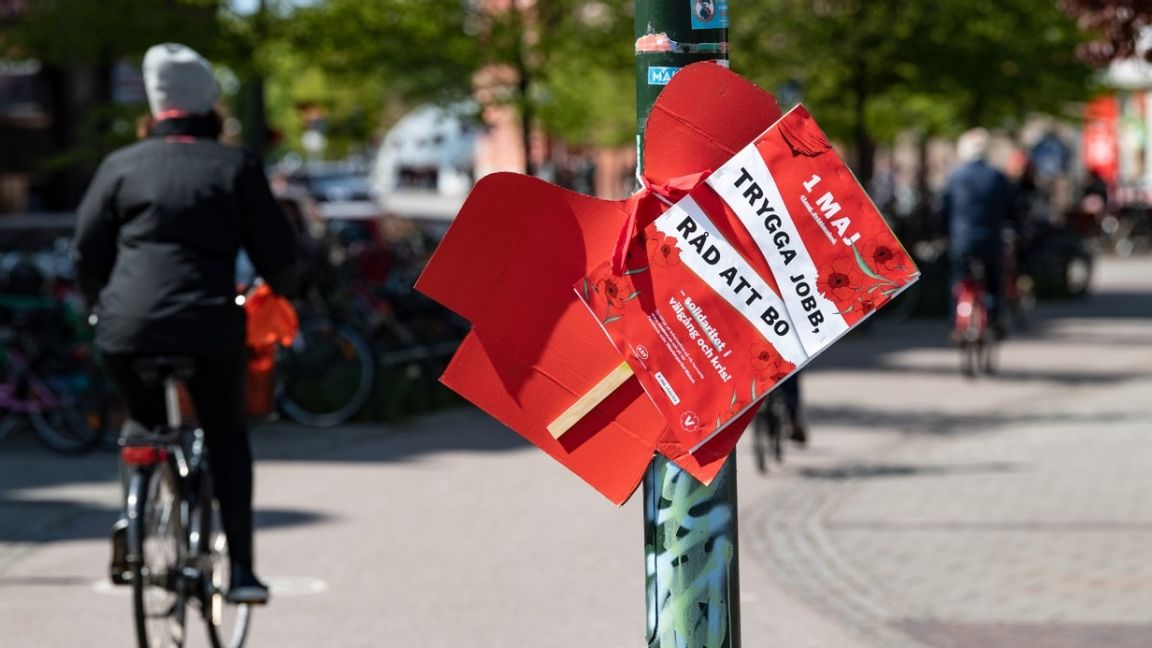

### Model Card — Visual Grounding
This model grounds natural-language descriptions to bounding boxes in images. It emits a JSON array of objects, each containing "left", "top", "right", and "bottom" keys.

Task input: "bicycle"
[
  {"left": 118, "top": 357, "right": 252, "bottom": 648},
  {"left": 952, "top": 258, "right": 996, "bottom": 379},
  {"left": 0, "top": 296, "right": 109, "bottom": 454},
  {"left": 276, "top": 316, "right": 376, "bottom": 427}
]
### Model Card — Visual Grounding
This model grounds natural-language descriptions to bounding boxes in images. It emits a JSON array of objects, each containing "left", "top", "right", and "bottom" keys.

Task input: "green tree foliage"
[
  {"left": 278, "top": 0, "right": 479, "bottom": 103},
  {"left": 486, "top": 0, "right": 637, "bottom": 149},
  {"left": 277, "top": 0, "right": 637, "bottom": 162},
  {"left": 734, "top": 0, "right": 1093, "bottom": 180},
  {"left": 1, "top": 0, "right": 224, "bottom": 63}
]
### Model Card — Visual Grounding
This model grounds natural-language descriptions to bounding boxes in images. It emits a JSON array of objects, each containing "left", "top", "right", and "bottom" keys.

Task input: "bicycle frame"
[
  {"left": 953, "top": 277, "right": 989, "bottom": 344},
  {"left": 120, "top": 369, "right": 251, "bottom": 648},
  {"left": 952, "top": 258, "right": 997, "bottom": 378},
  {"left": 121, "top": 376, "right": 197, "bottom": 593}
]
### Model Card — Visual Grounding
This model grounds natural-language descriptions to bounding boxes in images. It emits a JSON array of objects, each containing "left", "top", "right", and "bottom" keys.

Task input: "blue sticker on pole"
[
  {"left": 647, "top": 66, "right": 681, "bottom": 86},
  {"left": 690, "top": 0, "right": 728, "bottom": 29}
]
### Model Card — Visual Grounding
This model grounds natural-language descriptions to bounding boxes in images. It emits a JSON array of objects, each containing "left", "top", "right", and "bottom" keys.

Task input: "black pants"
[
  {"left": 103, "top": 350, "right": 256, "bottom": 573},
  {"left": 778, "top": 372, "right": 801, "bottom": 415}
]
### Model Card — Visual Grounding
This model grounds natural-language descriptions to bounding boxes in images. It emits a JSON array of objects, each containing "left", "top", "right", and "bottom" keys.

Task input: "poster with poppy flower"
[
  {"left": 707, "top": 104, "right": 920, "bottom": 356},
  {"left": 577, "top": 194, "right": 809, "bottom": 451},
  {"left": 577, "top": 105, "right": 917, "bottom": 452}
]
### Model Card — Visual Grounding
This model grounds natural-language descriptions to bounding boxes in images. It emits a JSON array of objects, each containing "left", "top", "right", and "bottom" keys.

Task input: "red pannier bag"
[{"left": 243, "top": 284, "right": 299, "bottom": 417}]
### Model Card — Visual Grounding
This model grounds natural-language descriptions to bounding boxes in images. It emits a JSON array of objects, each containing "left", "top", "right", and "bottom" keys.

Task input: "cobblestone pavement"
[{"left": 738, "top": 256, "right": 1152, "bottom": 647}]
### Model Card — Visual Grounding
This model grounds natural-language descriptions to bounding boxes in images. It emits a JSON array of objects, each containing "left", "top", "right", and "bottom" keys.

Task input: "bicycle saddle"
[{"left": 133, "top": 356, "right": 196, "bottom": 384}]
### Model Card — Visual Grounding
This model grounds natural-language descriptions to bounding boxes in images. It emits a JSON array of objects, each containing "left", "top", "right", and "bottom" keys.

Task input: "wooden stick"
[{"left": 547, "top": 362, "right": 635, "bottom": 438}]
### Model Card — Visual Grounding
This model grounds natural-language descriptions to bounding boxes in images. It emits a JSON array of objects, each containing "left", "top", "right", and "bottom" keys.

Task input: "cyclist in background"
[
  {"left": 941, "top": 128, "right": 1014, "bottom": 340},
  {"left": 73, "top": 43, "right": 298, "bottom": 605}
]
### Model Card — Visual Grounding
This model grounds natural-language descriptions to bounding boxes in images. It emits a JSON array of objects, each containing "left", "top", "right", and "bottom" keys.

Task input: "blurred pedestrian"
[
  {"left": 73, "top": 43, "right": 298, "bottom": 605},
  {"left": 941, "top": 128, "right": 1014, "bottom": 339},
  {"left": 778, "top": 372, "right": 806, "bottom": 446}
]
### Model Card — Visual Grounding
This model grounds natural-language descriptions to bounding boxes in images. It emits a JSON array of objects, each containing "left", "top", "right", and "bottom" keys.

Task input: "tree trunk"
[
  {"left": 518, "top": 70, "right": 534, "bottom": 176},
  {"left": 852, "top": 61, "right": 875, "bottom": 186}
]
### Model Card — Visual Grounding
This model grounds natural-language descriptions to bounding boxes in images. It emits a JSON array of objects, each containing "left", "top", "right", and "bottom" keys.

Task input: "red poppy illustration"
[
  {"left": 859, "top": 239, "right": 906, "bottom": 274},
  {"left": 646, "top": 233, "right": 682, "bottom": 267},
  {"left": 750, "top": 342, "right": 792, "bottom": 383},
  {"left": 592, "top": 269, "right": 630, "bottom": 309},
  {"left": 817, "top": 257, "right": 863, "bottom": 303}
]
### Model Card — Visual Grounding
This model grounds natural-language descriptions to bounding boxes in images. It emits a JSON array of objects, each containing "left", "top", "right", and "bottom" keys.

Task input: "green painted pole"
[{"left": 634, "top": 2, "right": 740, "bottom": 647}]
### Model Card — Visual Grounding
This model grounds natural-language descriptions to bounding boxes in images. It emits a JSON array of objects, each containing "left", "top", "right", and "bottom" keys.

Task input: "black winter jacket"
[{"left": 73, "top": 117, "right": 298, "bottom": 354}]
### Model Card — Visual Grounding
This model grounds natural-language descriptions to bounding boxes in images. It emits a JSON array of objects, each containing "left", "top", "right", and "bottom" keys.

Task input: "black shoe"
[
  {"left": 789, "top": 422, "right": 808, "bottom": 447},
  {"left": 226, "top": 567, "right": 270, "bottom": 605},
  {"left": 109, "top": 518, "right": 130, "bottom": 585}
]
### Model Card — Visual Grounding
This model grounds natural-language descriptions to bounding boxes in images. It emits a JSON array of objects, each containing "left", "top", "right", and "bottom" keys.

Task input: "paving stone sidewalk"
[{"left": 737, "top": 256, "right": 1152, "bottom": 647}]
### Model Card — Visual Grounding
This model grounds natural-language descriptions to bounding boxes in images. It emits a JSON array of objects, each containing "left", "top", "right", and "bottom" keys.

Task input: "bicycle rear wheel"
[
  {"left": 204, "top": 503, "right": 251, "bottom": 648},
  {"left": 278, "top": 318, "right": 375, "bottom": 427},
  {"left": 130, "top": 468, "right": 187, "bottom": 648}
]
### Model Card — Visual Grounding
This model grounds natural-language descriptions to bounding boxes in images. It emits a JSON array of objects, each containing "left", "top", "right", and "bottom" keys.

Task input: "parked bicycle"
[
  {"left": 276, "top": 315, "right": 376, "bottom": 427},
  {"left": 273, "top": 215, "right": 466, "bottom": 426},
  {"left": 1099, "top": 204, "right": 1152, "bottom": 257},
  {"left": 117, "top": 357, "right": 252, "bottom": 648},
  {"left": 0, "top": 295, "right": 109, "bottom": 453}
]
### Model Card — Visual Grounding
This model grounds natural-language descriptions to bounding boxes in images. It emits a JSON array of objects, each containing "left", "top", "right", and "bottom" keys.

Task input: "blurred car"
[{"left": 286, "top": 164, "right": 375, "bottom": 202}]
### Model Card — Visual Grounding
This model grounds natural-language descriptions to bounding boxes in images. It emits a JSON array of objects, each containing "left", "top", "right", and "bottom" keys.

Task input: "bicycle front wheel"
[
  {"left": 130, "top": 468, "right": 187, "bottom": 648},
  {"left": 28, "top": 371, "right": 104, "bottom": 454},
  {"left": 278, "top": 318, "right": 375, "bottom": 427},
  {"left": 29, "top": 405, "right": 98, "bottom": 454}
]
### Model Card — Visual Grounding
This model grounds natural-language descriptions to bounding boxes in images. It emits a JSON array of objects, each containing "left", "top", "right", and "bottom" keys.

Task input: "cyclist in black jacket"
[{"left": 73, "top": 43, "right": 298, "bottom": 605}]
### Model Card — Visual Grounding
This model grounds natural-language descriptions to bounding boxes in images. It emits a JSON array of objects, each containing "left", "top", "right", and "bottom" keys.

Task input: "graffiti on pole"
[{"left": 646, "top": 459, "right": 737, "bottom": 647}]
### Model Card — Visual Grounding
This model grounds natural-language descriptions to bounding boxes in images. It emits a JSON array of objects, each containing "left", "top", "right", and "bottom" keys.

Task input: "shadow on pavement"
[
  {"left": 0, "top": 492, "right": 330, "bottom": 546},
  {"left": 869, "top": 363, "right": 1145, "bottom": 384},
  {"left": 797, "top": 461, "right": 1020, "bottom": 481},
  {"left": 0, "top": 431, "right": 332, "bottom": 547},
  {"left": 252, "top": 406, "right": 529, "bottom": 463},
  {"left": 807, "top": 402, "right": 1141, "bottom": 437},
  {"left": 1036, "top": 290, "right": 1152, "bottom": 320}
]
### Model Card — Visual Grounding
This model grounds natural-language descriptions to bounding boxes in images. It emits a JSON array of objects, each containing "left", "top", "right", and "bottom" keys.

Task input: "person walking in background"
[
  {"left": 73, "top": 43, "right": 298, "bottom": 604},
  {"left": 941, "top": 128, "right": 1014, "bottom": 340},
  {"left": 778, "top": 372, "right": 806, "bottom": 446}
]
